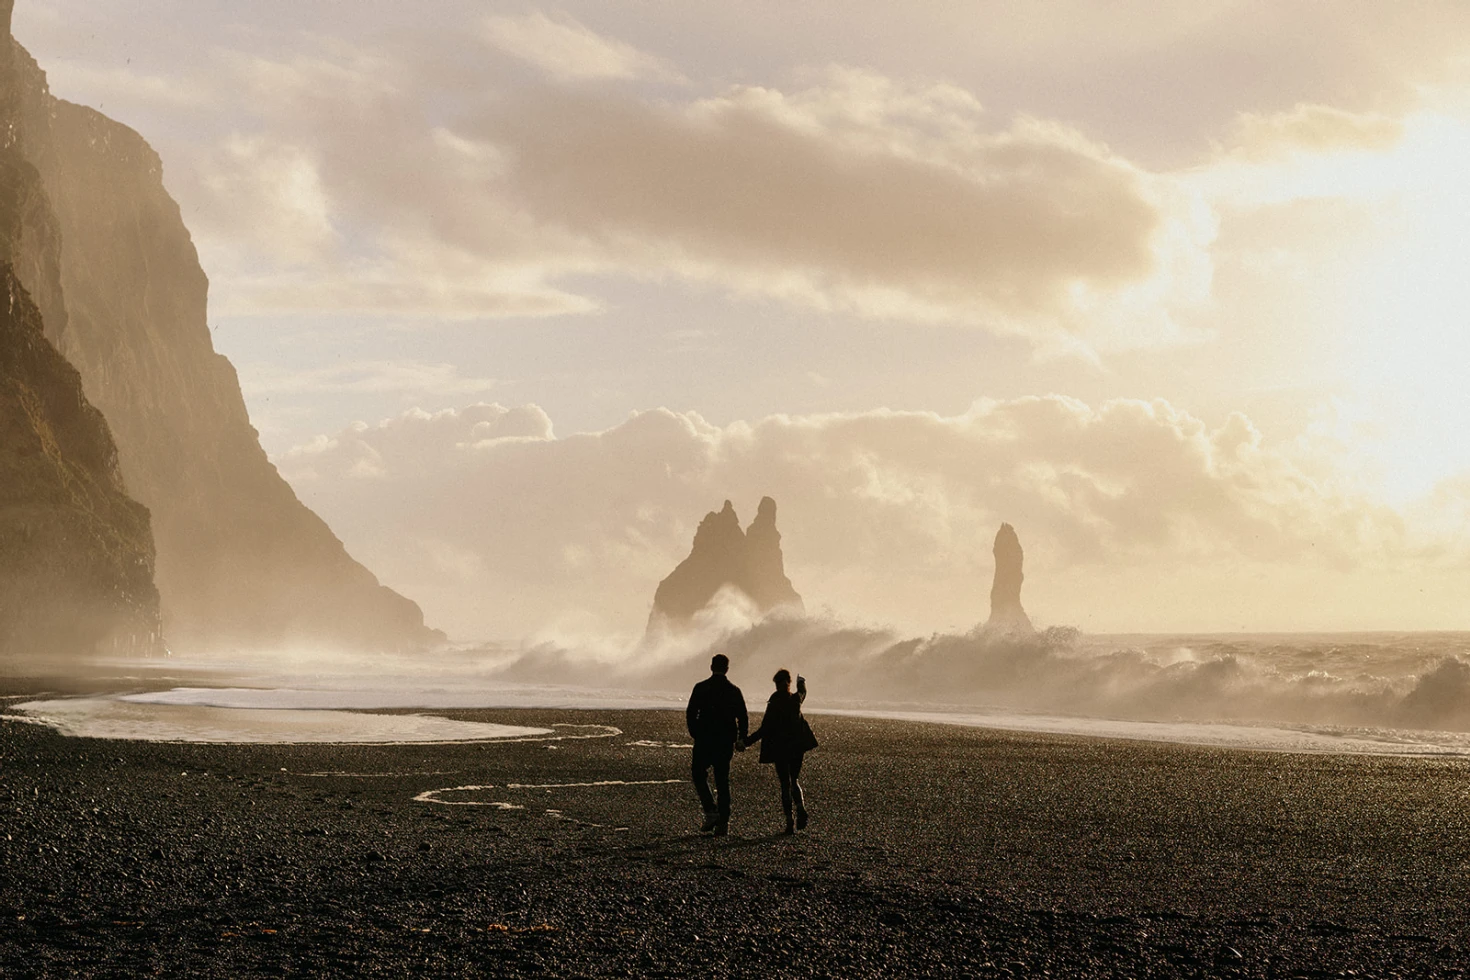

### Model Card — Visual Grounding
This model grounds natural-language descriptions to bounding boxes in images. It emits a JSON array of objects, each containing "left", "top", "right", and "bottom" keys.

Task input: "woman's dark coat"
[{"left": 745, "top": 687, "right": 818, "bottom": 764}]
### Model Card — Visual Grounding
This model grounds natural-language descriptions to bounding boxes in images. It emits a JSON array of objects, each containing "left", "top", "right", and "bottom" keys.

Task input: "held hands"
[{"left": 735, "top": 737, "right": 747, "bottom": 752}]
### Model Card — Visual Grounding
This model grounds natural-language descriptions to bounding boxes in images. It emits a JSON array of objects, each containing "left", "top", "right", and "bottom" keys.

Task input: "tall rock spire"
[
  {"left": 742, "top": 496, "right": 802, "bottom": 612},
  {"left": 985, "top": 523, "right": 1034, "bottom": 634}
]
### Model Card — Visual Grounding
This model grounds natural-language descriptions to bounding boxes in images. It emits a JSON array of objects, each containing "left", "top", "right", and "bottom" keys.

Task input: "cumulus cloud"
[
  {"left": 1230, "top": 103, "right": 1405, "bottom": 159},
  {"left": 470, "top": 70, "right": 1213, "bottom": 348},
  {"left": 275, "top": 396, "right": 1410, "bottom": 642},
  {"left": 178, "top": 44, "right": 606, "bottom": 318},
  {"left": 240, "top": 360, "right": 501, "bottom": 397},
  {"left": 168, "top": 37, "right": 1212, "bottom": 349},
  {"left": 1192, "top": 101, "right": 1423, "bottom": 211},
  {"left": 481, "top": 11, "right": 684, "bottom": 83}
]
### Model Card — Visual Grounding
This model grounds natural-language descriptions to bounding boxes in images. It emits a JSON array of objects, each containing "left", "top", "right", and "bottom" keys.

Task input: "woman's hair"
[{"left": 773, "top": 668, "right": 792, "bottom": 690}]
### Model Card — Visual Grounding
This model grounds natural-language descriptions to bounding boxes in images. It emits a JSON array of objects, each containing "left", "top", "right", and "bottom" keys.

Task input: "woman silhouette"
[{"left": 744, "top": 669, "right": 818, "bottom": 834}]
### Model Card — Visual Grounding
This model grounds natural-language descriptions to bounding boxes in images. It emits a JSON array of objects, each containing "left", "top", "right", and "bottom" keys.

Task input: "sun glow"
[{"left": 1337, "top": 111, "right": 1470, "bottom": 501}]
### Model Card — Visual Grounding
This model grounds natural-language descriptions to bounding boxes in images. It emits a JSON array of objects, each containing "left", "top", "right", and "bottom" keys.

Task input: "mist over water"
[
  {"left": 19, "top": 597, "right": 1470, "bottom": 754},
  {"left": 510, "top": 611, "right": 1470, "bottom": 740}
]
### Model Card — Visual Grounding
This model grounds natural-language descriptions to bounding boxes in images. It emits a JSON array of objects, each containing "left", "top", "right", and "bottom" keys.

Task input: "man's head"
[{"left": 710, "top": 653, "right": 729, "bottom": 675}]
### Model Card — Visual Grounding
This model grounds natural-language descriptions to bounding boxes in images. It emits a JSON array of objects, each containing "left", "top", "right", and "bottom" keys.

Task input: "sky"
[{"left": 17, "top": 1, "right": 1470, "bottom": 641}]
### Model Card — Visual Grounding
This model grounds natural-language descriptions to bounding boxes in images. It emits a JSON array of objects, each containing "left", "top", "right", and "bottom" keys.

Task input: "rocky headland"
[
  {"left": 0, "top": 5, "right": 160, "bottom": 662},
  {"left": 0, "top": 0, "right": 440, "bottom": 658}
]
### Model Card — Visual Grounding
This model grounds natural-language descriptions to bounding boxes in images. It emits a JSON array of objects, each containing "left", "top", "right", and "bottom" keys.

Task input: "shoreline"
[{"left": 12, "top": 686, "right": 1470, "bottom": 758}]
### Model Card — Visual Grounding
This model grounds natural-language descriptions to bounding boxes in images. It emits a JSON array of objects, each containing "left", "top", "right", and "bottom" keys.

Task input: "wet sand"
[{"left": 3, "top": 707, "right": 1470, "bottom": 977}]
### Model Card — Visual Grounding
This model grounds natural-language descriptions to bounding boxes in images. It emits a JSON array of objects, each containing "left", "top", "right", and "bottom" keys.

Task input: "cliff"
[
  {"left": 0, "top": 0, "right": 160, "bottom": 662},
  {"left": 985, "top": 522, "right": 1034, "bottom": 634},
  {"left": 0, "top": 261, "right": 161, "bottom": 657},
  {"left": 2, "top": 14, "right": 440, "bottom": 653},
  {"left": 648, "top": 497, "right": 803, "bottom": 630}
]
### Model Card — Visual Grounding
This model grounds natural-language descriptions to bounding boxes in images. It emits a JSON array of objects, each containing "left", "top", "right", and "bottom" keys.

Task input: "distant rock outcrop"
[
  {"left": 985, "top": 523, "right": 1034, "bottom": 634},
  {"left": 1, "top": 12, "right": 441, "bottom": 653},
  {"left": 648, "top": 497, "right": 803, "bottom": 630}
]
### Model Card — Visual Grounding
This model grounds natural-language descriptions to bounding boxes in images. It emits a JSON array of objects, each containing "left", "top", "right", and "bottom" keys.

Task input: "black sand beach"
[{"left": 4, "top": 707, "right": 1470, "bottom": 978}]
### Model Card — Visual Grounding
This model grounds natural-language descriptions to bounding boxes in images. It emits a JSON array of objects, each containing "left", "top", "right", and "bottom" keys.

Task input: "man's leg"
[
  {"left": 692, "top": 747, "right": 718, "bottom": 830},
  {"left": 712, "top": 747, "right": 733, "bottom": 834}
]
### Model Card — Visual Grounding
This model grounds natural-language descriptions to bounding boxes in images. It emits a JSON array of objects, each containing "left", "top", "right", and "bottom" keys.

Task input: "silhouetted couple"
[{"left": 685, "top": 654, "right": 818, "bottom": 836}]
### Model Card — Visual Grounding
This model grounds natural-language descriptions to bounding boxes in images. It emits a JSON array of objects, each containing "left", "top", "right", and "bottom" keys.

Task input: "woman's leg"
[
  {"left": 775, "top": 759, "right": 795, "bottom": 831},
  {"left": 790, "top": 754, "right": 807, "bottom": 828}
]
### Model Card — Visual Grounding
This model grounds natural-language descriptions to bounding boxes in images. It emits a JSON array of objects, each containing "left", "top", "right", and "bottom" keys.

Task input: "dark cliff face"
[
  {"left": 0, "top": 261, "right": 162, "bottom": 658},
  {"left": 3, "top": 23, "right": 440, "bottom": 653},
  {"left": 985, "top": 522, "right": 1033, "bottom": 634},
  {"left": 648, "top": 497, "right": 803, "bottom": 631}
]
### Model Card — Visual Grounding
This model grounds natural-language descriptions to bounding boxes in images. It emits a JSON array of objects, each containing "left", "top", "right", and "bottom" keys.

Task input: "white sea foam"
[
  {"left": 117, "top": 685, "right": 682, "bottom": 711},
  {"left": 14, "top": 698, "right": 550, "bottom": 744},
  {"left": 816, "top": 708, "right": 1470, "bottom": 756},
  {"left": 414, "top": 779, "right": 683, "bottom": 824}
]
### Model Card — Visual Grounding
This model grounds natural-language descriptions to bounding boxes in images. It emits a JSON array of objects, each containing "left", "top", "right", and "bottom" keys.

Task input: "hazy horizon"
[{"left": 19, "top": 1, "right": 1470, "bottom": 641}]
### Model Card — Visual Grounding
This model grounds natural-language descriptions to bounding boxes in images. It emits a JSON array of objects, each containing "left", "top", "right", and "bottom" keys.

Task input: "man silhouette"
[{"left": 686, "top": 653, "right": 748, "bottom": 835}]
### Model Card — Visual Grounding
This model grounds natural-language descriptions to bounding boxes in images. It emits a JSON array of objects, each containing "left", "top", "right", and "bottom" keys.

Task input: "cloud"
[
  {"left": 168, "top": 38, "right": 1212, "bottom": 350},
  {"left": 240, "top": 360, "right": 501, "bottom": 398},
  {"left": 42, "top": 60, "right": 215, "bottom": 109},
  {"left": 197, "top": 134, "right": 337, "bottom": 264},
  {"left": 470, "top": 70, "right": 1213, "bottom": 349},
  {"left": 283, "top": 403, "right": 553, "bottom": 482},
  {"left": 275, "top": 396, "right": 1410, "bottom": 642},
  {"left": 481, "top": 10, "right": 683, "bottom": 83},
  {"left": 25, "top": 2, "right": 1470, "bottom": 354},
  {"left": 177, "top": 44, "right": 606, "bottom": 318},
  {"left": 1230, "top": 103, "right": 1405, "bottom": 159},
  {"left": 1191, "top": 101, "right": 1430, "bottom": 212}
]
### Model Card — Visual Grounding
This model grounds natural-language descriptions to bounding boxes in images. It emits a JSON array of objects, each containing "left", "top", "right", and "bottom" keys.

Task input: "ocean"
[{"left": 9, "top": 630, "right": 1470, "bottom": 754}]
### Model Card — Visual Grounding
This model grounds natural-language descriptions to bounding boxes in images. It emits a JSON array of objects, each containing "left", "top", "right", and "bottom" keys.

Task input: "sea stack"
[
  {"left": 648, "top": 497, "right": 803, "bottom": 630},
  {"left": 741, "top": 497, "right": 803, "bottom": 612},
  {"left": 985, "top": 523, "right": 1034, "bottom": 634}
]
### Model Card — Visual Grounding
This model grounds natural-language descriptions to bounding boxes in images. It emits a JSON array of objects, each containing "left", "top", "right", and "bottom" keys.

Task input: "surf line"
[
  {"left": 292, "top": 770, "right": 463, "bottom": 778},
  {"left": 415, "top": 778, "right": 683, "bottom": 807},
  {"left": 412, "top": 786, "right": 525, "bottom": 810},
  {"left": 506, "top": 779, "right": 685, "bottom": 789},
  {"left": 546, "top": 809, "right": 629, "bottom": 831},
  {"left": 498, "top": 723, "right": 624, "bottom": 743},
  {"left": 272, "top": 723, "right": 622, "bottom": 758}
]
